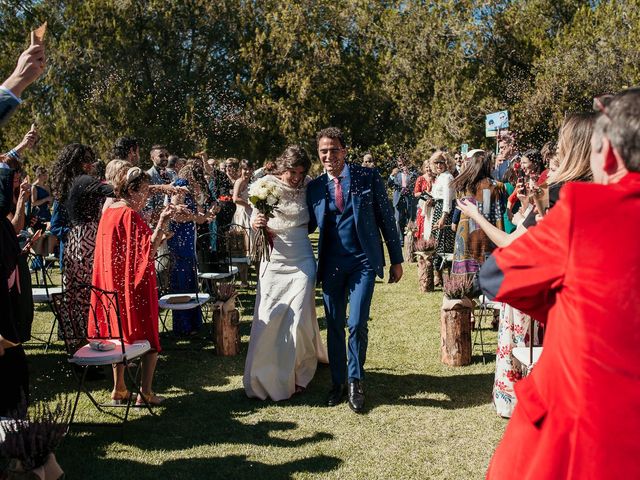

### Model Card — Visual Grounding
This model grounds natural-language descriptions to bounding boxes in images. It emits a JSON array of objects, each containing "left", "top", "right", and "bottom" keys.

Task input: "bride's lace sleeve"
[{"left": 261, "top": 176, "right": 310, "bottom": 232}]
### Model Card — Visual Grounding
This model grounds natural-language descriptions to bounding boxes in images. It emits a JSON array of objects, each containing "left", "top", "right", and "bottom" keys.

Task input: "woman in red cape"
[{"left": 89, "top": 166, "right": 175, "bottom": 406}]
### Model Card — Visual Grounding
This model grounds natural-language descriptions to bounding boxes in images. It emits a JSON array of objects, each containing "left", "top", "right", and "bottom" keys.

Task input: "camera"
[
  {"left": 419, "top": 191, "right": 433, "bottom": 202},
  {"left": 517, "top": 170, "right": 527, "bottom": 195}
]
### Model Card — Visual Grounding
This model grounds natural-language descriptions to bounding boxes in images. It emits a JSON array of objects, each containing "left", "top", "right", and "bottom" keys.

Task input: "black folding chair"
[
  {"left": 196, "top": 227, "right": 239, "bottom": 288},
  {"left": 473, "top": 295, "right": 500, "bottom": 364},
  {"left": 27, "top": 252, "right": 62, "bottom": 352},
  {"left": 156, "top": 253, "right": 211, "bottom": 336},
  {"left": 50, "top": 284, "right": 155, "bottom": 431},
  {"left": 226, "top": 223, "right": 253, "bottom": 287}
]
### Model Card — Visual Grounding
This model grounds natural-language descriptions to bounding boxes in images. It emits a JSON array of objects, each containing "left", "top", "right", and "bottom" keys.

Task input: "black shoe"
[
  {"left": 348, "top": 380, "right": 365, "bottom": 413},
  {"left": 326, "top": 383, "right": 347, "bottom": 407}
]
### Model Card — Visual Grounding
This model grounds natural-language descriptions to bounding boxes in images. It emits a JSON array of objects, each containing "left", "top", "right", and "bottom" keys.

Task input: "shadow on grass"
[
  {"left": 53, "top": 384, "right": 339, "bottom": 479},
  {"left": 25, "top": 340, "right": 340, "bottom": 479},
  {"left": 365, "top": 369, "right": 494, "bottom": 410},
  {"left": 63, "top": 454, "right": 342, "bottom": 480}
]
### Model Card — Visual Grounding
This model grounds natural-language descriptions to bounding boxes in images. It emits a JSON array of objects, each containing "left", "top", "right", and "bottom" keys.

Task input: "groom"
[{"left": 307, "top": 127, "right": 404, "bottom": 413}]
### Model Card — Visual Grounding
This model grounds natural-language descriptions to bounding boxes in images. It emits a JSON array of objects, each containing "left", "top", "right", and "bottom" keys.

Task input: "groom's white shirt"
[{"left": 325, "top": 163, "right": 351, "bottom": 203}]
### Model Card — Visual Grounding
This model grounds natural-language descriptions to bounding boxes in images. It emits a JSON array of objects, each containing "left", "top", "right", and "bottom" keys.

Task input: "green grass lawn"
[{"left": 20, "top": 258, "right": 506, "bottom": 479}]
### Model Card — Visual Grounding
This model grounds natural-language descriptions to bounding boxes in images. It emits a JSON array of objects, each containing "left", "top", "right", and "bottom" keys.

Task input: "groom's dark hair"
[{"left": 316, "top": 127, "right": 346, "bottom": 148}]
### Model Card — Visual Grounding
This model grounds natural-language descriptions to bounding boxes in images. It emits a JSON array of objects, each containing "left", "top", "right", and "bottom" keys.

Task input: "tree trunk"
[
  {"left": 440, "top": 306, "right": 472, "bottom": 366},
  {"left": 417, "top": 254, "right": 434, "bottom": 292},
  {"left": 213, "top": 308, "right": 240, "bottom": 356}
]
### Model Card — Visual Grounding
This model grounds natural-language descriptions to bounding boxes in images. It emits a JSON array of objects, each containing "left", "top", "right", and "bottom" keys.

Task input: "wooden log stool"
[
  {"left": 440, "top": 297, "right": 473, "bottom": 366},
  {"left": 213, "top": 296, "right": 240, "bottom": 356}
]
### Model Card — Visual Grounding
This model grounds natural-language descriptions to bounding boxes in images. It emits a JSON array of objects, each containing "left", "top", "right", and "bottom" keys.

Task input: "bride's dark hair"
[{"left": 275, "top": 145, "right": 311, "bottom": 175}]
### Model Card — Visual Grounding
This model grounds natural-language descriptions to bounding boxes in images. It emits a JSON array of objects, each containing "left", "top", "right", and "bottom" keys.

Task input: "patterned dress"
[
  {"left": 167, "top": 179, "right": 202, "bottom": 336},
  {"left": 413, "top": 175, "right": 433, "bottom": 239},
  {"left": 430, "top": 172, "right": 455, "bottom": 264},
  {"left": 452, "top": 178, "right": 505, "bottom": 276},
  {"left": 60, "top": 175, "right": 114, "bottom": 349},
  {"left": 493, "top": 303, "right": 540, "bottom": 418}
]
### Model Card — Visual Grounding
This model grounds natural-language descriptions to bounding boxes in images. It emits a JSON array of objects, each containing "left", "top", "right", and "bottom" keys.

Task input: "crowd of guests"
[
  {"left": 0, "top": 53, "right": 614, "bottom": 417},
  {"left": 0, "top": 43, "right": 281, "bottom": 413},
  {"left": 378, "top": 113, "right": 601, "bottom": 419},
  {"left": 2, "top": 38, "right": 640, "bottom": 479}
]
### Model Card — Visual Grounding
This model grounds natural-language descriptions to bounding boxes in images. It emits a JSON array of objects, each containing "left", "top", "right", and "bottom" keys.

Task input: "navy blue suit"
[{"left": 307, "top": 164, "right": 403, "bottom": 384}]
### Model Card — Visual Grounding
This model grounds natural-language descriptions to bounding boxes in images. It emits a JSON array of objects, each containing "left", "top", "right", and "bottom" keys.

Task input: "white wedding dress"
[{"left": 243, "top": 175, "right": 328, "bottom": 401}]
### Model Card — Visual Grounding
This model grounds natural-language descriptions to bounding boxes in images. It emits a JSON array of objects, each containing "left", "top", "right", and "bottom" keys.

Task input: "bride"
[{"left": 243, "top": 145, "right": 328, "bottom": 401}]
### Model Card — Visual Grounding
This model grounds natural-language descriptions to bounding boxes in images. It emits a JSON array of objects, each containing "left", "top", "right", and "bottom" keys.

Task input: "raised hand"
[
  {"left": 456, "top": 198, "right": 480, "bottom": 220},
  {"left": 19, "top": 176, "right": 31, "bottom": 201},
  {"left": 2, "top": 44, "right": 46, "bottom": 97}
]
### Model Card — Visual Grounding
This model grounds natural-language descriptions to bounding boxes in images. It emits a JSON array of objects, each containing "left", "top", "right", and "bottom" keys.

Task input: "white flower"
[
  {"left": 249, "top": 178, "right": 268, "bottom": 198},
  {"left": 266, "top": 195, "right": 277, "bottom": 206}
]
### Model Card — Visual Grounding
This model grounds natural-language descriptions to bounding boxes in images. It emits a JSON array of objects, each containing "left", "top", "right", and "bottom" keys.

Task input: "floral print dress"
[{"left": 493, "top": 303, "right": 540, "bottom": 418}]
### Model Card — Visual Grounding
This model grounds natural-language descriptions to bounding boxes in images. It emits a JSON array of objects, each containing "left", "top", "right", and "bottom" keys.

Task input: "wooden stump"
[
  {"left": 213, "top": 308, "right": 240, "bottom": 356},
  {"left": 404, "top": 232, "right": 417, "bottom": 263},
  {"left": 416, "top": 254, "right": 435, "bottom": 292},
  {"left": 440, "top": 298, "right": 473, "bottom": 366}
]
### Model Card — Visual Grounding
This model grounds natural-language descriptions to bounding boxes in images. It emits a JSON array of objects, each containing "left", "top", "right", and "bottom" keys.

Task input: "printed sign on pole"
[{"left": 485, "top": 110, "right": 509, "bottom": 137}]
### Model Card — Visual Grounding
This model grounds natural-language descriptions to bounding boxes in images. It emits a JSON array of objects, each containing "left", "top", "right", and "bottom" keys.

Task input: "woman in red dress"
[
  {"left": 90, "top": 166, "right": 177, "bottom": 406},
  {"left": 413, "top": 159, "right": 435, "bottom": 239}
]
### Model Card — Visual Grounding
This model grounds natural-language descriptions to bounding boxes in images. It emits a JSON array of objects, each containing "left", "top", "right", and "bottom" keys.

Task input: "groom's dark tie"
[{"left": 333, "top": 177, "right": 344, "bottom": 212}]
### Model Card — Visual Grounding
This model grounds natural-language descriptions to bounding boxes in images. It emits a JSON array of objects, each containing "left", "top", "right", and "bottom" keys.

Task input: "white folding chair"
[
  {"left": 155, "top": 254, "right": 211, "bottom": 335},
  {"left": 50, "top": 284, "right": 155, "bottom": 431},
  {"left": 512, "top": 319, "right": 543, "bottom": 375}
]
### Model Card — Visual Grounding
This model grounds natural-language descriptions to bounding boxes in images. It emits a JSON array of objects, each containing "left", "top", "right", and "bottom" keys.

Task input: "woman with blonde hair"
[
  {"left": 413, "top": 158, "right": 436, "bottom": 240},
  {"left": 90, "top": 167, "right": 179, "bottom": 405},
  {"left": 547, "top": 112, "right": 596, "bottom": 209},
  {"left": 428, "top": 150, "right": 455, "bottom": 280},
  {"left": 455, "top": 111, "right": 597, "bottom": 418}
]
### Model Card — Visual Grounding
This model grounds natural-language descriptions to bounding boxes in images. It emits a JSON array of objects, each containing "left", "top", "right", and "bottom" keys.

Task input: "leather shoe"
[
  {"left": 326, "top": 383, "right": 346, "bottom": 407},
  {"left": 348, "top": 380, "right": 365, "bottom": 413}
]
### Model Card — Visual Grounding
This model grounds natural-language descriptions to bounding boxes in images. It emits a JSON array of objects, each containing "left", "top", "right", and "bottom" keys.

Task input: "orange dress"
[{"left": 89, "top": 206, "right": 161, "bottom": 352}]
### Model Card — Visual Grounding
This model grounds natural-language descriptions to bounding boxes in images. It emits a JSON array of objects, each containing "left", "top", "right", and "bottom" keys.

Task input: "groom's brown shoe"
[
  {"left": 326, "top": 384, "right": 347, "bottom": 407},
  {"left": 348, "top": 380, "right": 365, "bottom": 413}
]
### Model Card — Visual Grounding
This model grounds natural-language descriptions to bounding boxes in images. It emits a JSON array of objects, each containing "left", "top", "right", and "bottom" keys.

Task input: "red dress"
[
  {"left": 413, "top": 175, "right": 432, "bottom": 238},
  {"left": 479, "top": 173, "right": 640, "bottom": 479},
  {"left": 89, "top": 206, "right": 161, "bottom": 352}
]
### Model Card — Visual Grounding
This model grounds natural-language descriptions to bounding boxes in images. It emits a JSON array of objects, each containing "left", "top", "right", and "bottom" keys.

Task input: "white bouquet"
[{"left": 248, "top": 178, "right": 282, "bottom": 262}]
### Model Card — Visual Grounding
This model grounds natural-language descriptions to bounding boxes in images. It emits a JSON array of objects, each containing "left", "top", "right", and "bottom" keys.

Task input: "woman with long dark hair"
[
  {"left": 167, "top": 162, "right": 217, "bottom": 336},
  {"left": 51, "top": 143, "right": 114, "bottom": 352},
  {"left": 450, "top": 150, "right": 505, "bottom": 276}
]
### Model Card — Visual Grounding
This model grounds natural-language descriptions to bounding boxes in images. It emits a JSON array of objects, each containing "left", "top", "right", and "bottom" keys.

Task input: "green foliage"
[{"left": 0, "top": 0, "right": 634, "bottom": 172}]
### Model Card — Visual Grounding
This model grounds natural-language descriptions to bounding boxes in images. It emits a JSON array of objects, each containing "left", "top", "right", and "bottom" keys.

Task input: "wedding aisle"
[{"left": 24, "top": 259, "right": 505, "bottom": 479}]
